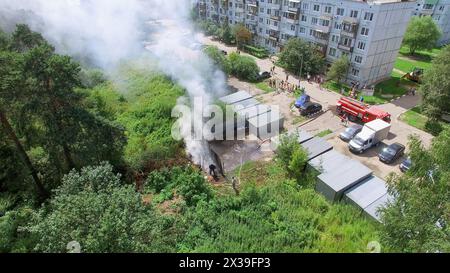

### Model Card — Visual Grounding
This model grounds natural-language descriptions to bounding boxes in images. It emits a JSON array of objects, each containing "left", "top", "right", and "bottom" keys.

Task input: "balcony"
[
  {"left": 287, "top": 0, "right": 301, "bottom": 12},
  {"left": 312, "top": 30, "right": 329, "bottom": 45},
  {"left": 269, "top": 30, "right": 280, "bottom": 41},
  {"left": 338, "top": 43, "right": 353, "bottom": 52},
  {"left": 284, "top": 11, "right": 299, "bottom": 24},
  {"left": 271, "top": 15, "right": 281, "bottom": 21},
  {"left": 341, "top": 17, "right": 359, "bottom": 38}
]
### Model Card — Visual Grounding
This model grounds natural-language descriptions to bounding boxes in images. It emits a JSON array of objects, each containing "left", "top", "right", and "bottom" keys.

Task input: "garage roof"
[
  {"left": 248, "top": 110, "right": 283, "bottom": 128},
  {"left": 364, "top": 194, "right": 393, "bottom": 223},
  {"left": 344, "top": 175, "right": 388, "bottom": 210},
  {"left": 219, "top": 91, "right": 252, "bottom": 105},
  {"left": 309, "top": 149, "right": 350, "bottom": 173},
  {"left": 301, "top": 137, "right": 333, "bottom": 161},
  {"left": 230, "top": 97, "right": 260, "bottom": 110},
  {"left": 317, "top": 160, "right": 373, "bottom": 193},
  {"left": 237, "top": 104, "right": 271, "bottom": 119}
]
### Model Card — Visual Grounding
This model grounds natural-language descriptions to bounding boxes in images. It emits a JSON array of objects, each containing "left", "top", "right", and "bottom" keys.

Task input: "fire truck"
[{"left": 336, "top": 97, "right": 391, "bottom": 123}]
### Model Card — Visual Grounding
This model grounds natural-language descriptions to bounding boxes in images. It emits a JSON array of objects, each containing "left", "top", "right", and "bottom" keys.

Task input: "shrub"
[{"left": 228, "top": 52, "right": 259, "bottom": 82}]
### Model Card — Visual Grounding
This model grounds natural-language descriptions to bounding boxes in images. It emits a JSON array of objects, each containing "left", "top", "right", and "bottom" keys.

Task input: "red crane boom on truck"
[{"left": 336, "top": 97, "right": 391, "bottom": 123}]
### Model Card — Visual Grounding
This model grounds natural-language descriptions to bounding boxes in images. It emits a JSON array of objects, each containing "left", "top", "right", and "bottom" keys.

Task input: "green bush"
[
  {"left": 244, "top": 45, "right": 269, "bottom": 59},
  {"left": 228, "top": 52, "right": 259, "bottom": 82}
]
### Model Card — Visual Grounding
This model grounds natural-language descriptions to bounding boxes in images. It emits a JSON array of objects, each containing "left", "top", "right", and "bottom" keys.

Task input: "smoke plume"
[{"left": 0, "top": 0, "right": 228, "bottom": 167}]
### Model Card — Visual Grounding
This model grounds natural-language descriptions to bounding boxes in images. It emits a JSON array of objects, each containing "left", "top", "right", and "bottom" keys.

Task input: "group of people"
[{"left": 268, "top": 78, "right": 300, "bottom": 93}]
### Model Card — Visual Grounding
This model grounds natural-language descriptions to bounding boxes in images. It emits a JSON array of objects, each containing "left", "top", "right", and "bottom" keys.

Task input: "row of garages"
[{"left": 272, "top": 129, "right": 393, "bottom": 222}]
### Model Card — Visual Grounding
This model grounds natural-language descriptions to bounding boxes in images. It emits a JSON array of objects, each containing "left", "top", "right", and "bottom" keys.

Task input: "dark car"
[
  {"left": 378, "top": 143, "right": 405, "bottom": 164},
  {"left": 399, "top": 157, "right": 412, "bottom": 172},
  {"left": 339, "top": 124, "right": 363, "bottom": 142},
  {"left": 257, "top": 71, "right": 271, "bottom": 81},
  {"left": 300, "top": 102, "right": 322, "bottom": 116}
]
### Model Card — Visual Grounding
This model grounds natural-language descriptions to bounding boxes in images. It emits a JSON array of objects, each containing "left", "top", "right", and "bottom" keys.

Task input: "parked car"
[
  {"left": 339, "top": 124, "right": 363, "bottom": 142},
  {"left": 295, "top": 94, "right": 310, "bottom": 109},
  {"left": 257, "top": 71, "right": 271, "bottom": 81},
  {"left": 378, "top": 143, "right": 405, "bottom": 164},
  {"left": 400, "top": 157, "right": 412, "bottom": 172},
  {"left": 300, "top": 102, "right": 322, "bottom": 116}
]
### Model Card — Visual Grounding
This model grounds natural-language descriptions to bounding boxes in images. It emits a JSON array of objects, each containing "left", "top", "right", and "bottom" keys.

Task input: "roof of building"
[
  {"left": 219, "top": 91, "right": 252, "bottom": 105},
  {"left": 230, "top": 97, "right": 260, "bottom": 110},
  {"left": 317, "top": 160, "right": 373, "bottom": 192},
  {"left": 309, "top": 149, "right": 351, "bottom": 173},
  {"left": 344, "top": 175, "right": 388, "bottom": 209},
  {"left": 248, "top": 110, "right": 284, "bottom": 128},
  {"left": 364, "top": 193, "right": 393, "bottom": 222},
  {"left": 301, "top": 137, "right": 334, "bottom": 161},
  {"left": 236, "top": 104, "right": 271, "bottom": 119}
]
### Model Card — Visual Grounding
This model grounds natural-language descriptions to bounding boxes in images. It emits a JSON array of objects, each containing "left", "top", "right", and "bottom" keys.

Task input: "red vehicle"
[{"left": 336, "top": 97, "right": 391, "bottom": 123}]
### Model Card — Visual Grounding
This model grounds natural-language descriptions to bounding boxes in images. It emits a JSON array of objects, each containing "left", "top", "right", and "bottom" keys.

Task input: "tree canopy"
[
  {"left": 326, "top": 55, "right": 350, "bottom": 84},
  {"left": 381, "top": 128, "right": 450, "bottom": 252},
  {"left": 403, "top": 16, "right": 441, "bottom": 55},
  {"left": 420, "top": 45, "right": 450, "bottom": 121},
  {"left": 279, "top": 38, "right": 325, "bottom": 77}
]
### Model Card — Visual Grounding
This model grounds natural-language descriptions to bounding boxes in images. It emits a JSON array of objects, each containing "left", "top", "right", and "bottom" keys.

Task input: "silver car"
[{"left": 339, "top": 124, "right": 363, "bottom": 142}]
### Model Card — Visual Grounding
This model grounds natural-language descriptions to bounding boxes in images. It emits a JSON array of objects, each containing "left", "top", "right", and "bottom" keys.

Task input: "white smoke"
[{"left": 0, "top": 0, "right": 228, "bottom": 167}]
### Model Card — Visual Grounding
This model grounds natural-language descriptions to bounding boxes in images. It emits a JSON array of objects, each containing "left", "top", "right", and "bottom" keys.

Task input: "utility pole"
[{"left": 298, "top": 54, "right": 304, "bottom": 88}]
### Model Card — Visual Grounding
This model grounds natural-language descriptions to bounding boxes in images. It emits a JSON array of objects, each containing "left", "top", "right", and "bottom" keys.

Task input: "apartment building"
[
  {"left": 198, "top": 0, "right": 416, "bottom": 86},
  {"left": 414, "top": 0, "right": 450, "bottom": 45}
]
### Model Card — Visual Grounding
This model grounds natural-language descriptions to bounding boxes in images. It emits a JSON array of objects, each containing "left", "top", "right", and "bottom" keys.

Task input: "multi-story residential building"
[
  {"left": 413, "top": 0, "right": 450, "bottom": 45},
  {"left": 198, "top": 0, "right": 416, "bottom": 86}
]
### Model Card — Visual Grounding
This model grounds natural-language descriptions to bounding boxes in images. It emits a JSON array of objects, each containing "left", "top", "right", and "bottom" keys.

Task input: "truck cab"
[{"left": 349, "top": 119, "right": 391, "bottom": 154}]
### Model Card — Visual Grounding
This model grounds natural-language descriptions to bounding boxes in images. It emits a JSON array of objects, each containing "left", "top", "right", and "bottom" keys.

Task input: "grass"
[
  {"left": 323, "top": 80, "right": 404, "bottom": 105},
  {"left": 254, "top": 81, "right": 275, "bottom": 93},
  {"left": 292, "top": 115, "right": 307, "bottom": 125},
  {"left": 400, "top": 106, "right": 450, "bottom": 134},
  {"left": 400, "top": 107, "right": 428, "bottom": 131},
  {"left": 395, "top": 46, "right": 441, "bottom": 74},
  {"left": 315, "top": 129, "right": 333, "bottom": 138}
]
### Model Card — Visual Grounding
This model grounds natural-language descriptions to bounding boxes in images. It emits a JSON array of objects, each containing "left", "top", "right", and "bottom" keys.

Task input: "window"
[
  {"left": 334, "top": 22, "right": 341, "bottom": 30},
  {"left": 331, "top": 35, "right": 339, "bottom": 43},
  {"left": 299, "top": 27, "right": 305, "bottom": 33},
  {"left": 350, "top": 10, "right": 358, "bottom": 18},
  {"left": 354, "top": 55, "right": 363, "bottom": 63},
  {"left": 321, "top": 19, "right": 330, "bottom": 27},
  {"left": 439, "top": 6, "right": 444, "bottom": 11},
  {"left": 357, "top": 41, "right": 366, "bottom": 50},
  {"left": 361, "top": 27, "right": 369, "bottom": 36},
  {"left": 325, "top": 6, "right": 332, "bottom": 14},
  {"left": 302, "top": 3, "right": 309, "bottom": 10},
  {"left": 313, "top": 5, "right": 320, "bottom": 12},
  {"left": 311, "top": 17, "right": 318, "bottom": 25},
  {"left": 291, "top": 24, "right": 296, "bottom": 31},
  {"left": 329, "top": 48, "right": 336, "bottom": 56},
  {"left": 337, "top": 8, "right": 344, "bottom": 16},
  {"left": 351, "top": 68, "right": 359, "bottom": 76},
  {"left": 301, "top": 15, "right": 307, "bottom": 22},
  {"left": 364, "top": 12, "right": 374, "bottom": 21}
]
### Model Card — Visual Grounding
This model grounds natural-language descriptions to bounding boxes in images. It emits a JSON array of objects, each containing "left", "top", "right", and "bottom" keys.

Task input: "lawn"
[
  {"left": 395, "top": 46, "right": 441, "bottom": 73},
  {"left": 291, "top": 115, "right": 307, "bottom": 125},
  {"left": 400, "top": 107, "right": 428, "bottom": 131},
  {"left": 315, "top": 129, "right": 333, "bottom": 138},
  {"left": 400, "top": 106, "right": 450, "bottom": 134},
  {"left": 323, "top": 79, "right": 404, "bottom": 105},
  {"left": 254, "top": 81, "right": 275, "bottom": 93}
]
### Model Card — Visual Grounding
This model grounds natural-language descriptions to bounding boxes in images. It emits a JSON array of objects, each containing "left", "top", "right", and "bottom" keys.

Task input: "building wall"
[
  {"left": 414, "top": 0, "right": 450, "bottom": 46},
  {"left": 198, "top": 0, "right": 416, "bottom": 86}
]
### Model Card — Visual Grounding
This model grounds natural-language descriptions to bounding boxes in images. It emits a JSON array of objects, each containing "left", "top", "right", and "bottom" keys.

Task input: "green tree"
[
  {"left": 204, "top": 45, "right": 231, "bottom": 73},
  {"left": 403, "top": 16, "right": 441, "bottom": 55},
  {"left": 219, "top": 22, "right": 234, "bottom": 45},
  {"left": 28, "top": 163, "right": 184, "bottom": 253},
  {"left": 228, "top": 52, "right": 259, "bottom": 81},
  {"left": 0, "top": 28, "right": 9, "bottom": 51},
  {"left": 279, "top": 38, "right": 325, "bottom": 77},
  {"left": 420, "top": 45, "right": 450, "bottom": 121},
  {"left": 276, "top": 133, "right": 309, "bottom": 182},
  {"left": 0, "top": 50, "right": 47, "bottom": 198},
  {"left": 381, "top": 129, "right": 450, "bottom": 252},
  {"left": 9, "top": 24, "right": 47, "bottom": 53},
  {"left": 233, "top": 24, "right": 252, "bottom": 48},
  {"left": 326, "top": 55, "right": 350, "bottom": 84}
]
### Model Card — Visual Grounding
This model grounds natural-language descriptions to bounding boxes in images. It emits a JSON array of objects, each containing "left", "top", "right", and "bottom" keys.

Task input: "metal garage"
[
  {"left": 301, "top": 137, "right": 333, "bottom": 161},
  {"left": 314, "top": 160, "right": 373, "bottom": 202},
  {"left": 343, "top": 175, "right": 388, "bottom": 213},
  {"left": 248, "top": 110, "right": 285, "bottom": 140},
  {"left": 363, "top": 194, "right": 393, "bottom": 222},
  {"left": 219, "top": 90, "right": 253, "bottom": 105}
]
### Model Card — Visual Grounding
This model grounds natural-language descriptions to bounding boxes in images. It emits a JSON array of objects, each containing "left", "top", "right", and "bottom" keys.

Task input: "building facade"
[
  {"left": 198, "top": 0, "right": 416, "bottom": 86},
  {"left": 414, "top": 0, "right": 450, "bottom": 45}
]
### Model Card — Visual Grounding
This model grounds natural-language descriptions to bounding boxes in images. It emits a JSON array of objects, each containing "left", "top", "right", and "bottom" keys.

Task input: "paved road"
[{"left": 199, "top": 35, "right": 433, "bottom": 179}]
